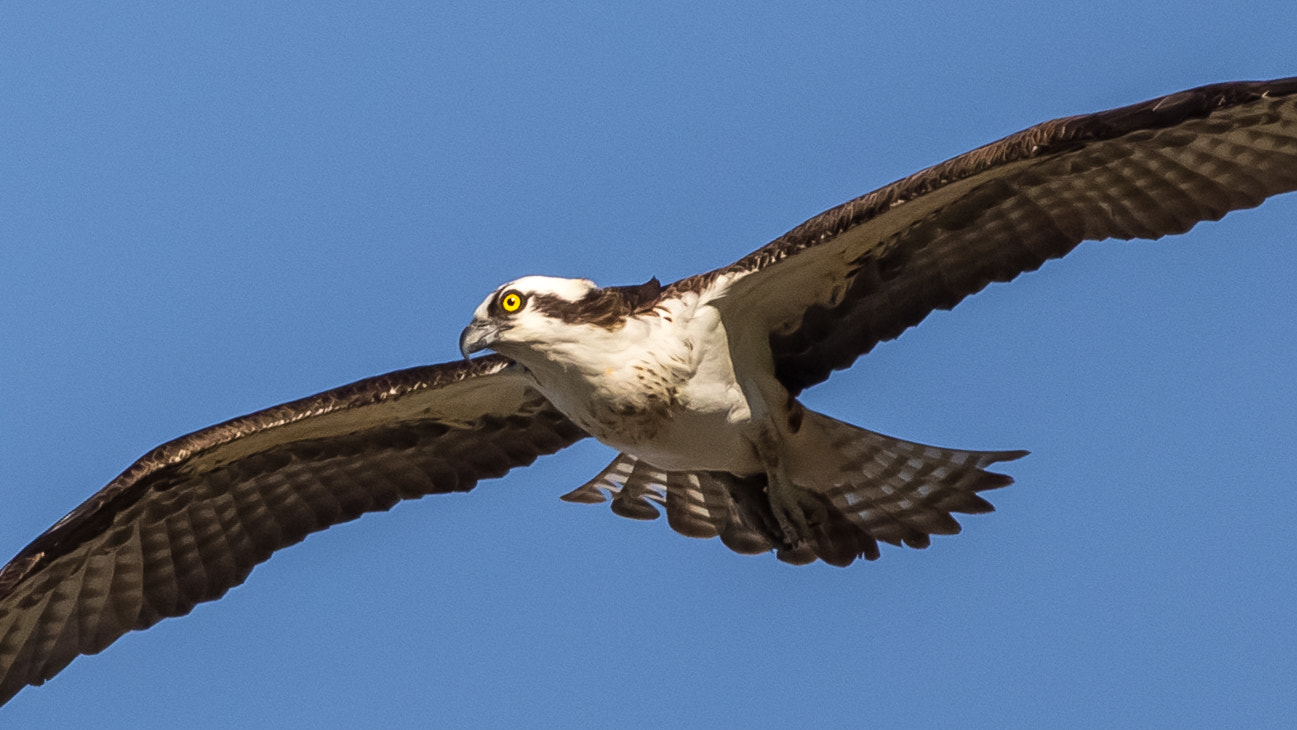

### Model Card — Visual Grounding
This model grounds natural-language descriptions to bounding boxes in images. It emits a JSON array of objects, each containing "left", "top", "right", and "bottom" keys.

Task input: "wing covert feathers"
[{"left": 0, "top": 355, "right": 586, "bottom": 706}]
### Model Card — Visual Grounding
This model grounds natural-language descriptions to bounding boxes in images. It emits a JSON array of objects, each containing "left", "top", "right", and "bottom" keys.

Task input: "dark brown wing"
[
  {"left": 0, "top": 355, "right": 586, "bottom": 706},
  {"left": 668, "top": 78, "right": 1297, "bottom": 395}
]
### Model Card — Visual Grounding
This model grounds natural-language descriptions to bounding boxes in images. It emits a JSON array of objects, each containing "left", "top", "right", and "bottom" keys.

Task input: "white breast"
[{"left": 520, "top": 295, "right": 762, "bottom": 475}]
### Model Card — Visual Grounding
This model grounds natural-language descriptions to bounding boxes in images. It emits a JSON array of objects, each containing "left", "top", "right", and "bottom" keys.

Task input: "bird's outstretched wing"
[
  {"left": 670, "top": 78, "right": 1297, "bottom": 394},
  {"left": 0, "top": 355, "right": 585, "bottom": 706}
]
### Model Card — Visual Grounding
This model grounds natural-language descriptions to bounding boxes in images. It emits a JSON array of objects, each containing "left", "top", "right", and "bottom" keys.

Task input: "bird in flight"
[{"left": 2, "top": 77, "right": 1295, "bottom": 706}]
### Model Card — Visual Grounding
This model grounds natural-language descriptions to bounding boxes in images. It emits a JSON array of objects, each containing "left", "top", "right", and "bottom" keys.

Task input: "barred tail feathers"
[
  {"left": 797, "top": 411, "right": 1026, "bottom": 556},
  {"left": 559, "top": 416, "right": 1025, "bottom": 566}
]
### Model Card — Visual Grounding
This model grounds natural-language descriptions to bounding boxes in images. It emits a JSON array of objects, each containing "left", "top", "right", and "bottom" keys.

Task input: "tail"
[
  {"left": 559, "top": 415, "right": 1025, "bottom": 567},
  {"left": 787, "top": 411, "right": 1026, "bottom": 565}
]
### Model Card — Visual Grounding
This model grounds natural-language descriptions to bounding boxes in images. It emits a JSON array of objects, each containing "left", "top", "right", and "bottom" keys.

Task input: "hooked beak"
[{"left": 459, "top": 320, "right": 500, "bottom": 360}]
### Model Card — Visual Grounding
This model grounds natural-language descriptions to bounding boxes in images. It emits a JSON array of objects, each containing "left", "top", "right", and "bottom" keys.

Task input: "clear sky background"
[{"left": 2, "top": 3, "right": 1295, "bottom": 728}]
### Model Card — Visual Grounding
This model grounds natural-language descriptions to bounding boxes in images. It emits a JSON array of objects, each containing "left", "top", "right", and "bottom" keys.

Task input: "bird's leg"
[
  {"left": 766, "top": 464, "right": 809, "bottom": 548},
  {"left": 752, "top": 428, "right": 824, "bottom": 549}
]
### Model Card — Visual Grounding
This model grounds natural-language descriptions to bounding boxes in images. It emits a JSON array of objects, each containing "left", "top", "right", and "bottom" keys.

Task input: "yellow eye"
[{"left": 500, "top": 291, "right": 525, "bottom": 313}]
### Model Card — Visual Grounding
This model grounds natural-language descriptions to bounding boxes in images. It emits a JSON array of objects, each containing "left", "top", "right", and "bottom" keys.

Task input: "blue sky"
[{"left": 2, "top": 2, "right": 1295, "bottom": 727}]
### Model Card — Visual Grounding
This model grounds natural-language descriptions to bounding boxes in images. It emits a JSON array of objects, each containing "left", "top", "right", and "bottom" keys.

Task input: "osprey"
[{"left": 2, "top": 77, "right": 1296, "bottom": 705}]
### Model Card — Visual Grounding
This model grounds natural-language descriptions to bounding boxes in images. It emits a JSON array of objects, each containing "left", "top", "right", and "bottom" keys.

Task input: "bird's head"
[
  {"left": 459, "top": 275, "right": 664, "bottom": 361},
  {"left": 459, "top": 276, "right": 601, "bottom": 360}
]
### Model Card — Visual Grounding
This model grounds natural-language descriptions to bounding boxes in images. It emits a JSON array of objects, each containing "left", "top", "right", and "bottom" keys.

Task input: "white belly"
[{"left": 593, "top": 382, "right": 760, "bottom": 474}]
